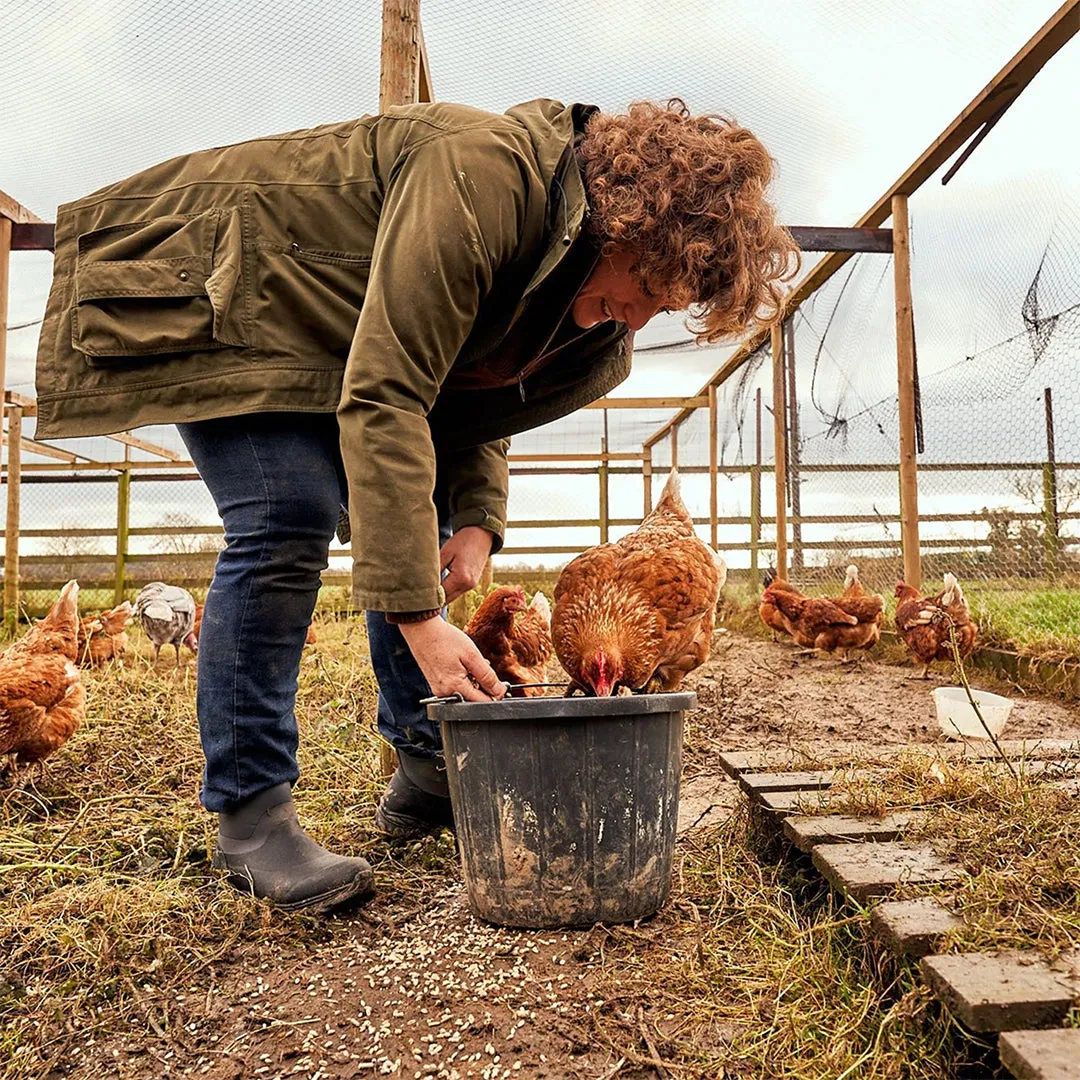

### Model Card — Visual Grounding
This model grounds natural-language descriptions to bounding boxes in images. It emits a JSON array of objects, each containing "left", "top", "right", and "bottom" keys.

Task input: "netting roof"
[{"left": 2, "top": 0, "right": 1077, "bottom": 462}]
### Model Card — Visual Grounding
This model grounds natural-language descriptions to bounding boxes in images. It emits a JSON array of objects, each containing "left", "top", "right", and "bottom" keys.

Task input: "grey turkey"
[{"left": 134, "top": 582, "right": 198, "bottom": 668}]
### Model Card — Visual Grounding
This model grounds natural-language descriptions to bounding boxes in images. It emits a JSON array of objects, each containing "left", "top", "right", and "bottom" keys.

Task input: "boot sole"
[
  {"left": 212, "top": 852, "right": 375, "bottom": 915},
  {"left": 374, "top": 803, "right": 453, "bottom": 840}
]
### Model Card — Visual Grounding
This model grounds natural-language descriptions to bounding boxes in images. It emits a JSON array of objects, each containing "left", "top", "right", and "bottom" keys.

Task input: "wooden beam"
[
  {"left": 893, "top": 194, "right": 922, "bottom": 589},
  {"left": 379, "top": 0, "right": 421, "bottom": 111},
  {"left": 642, "top": 1, "right": 1080, "bottom": 448},
  {"left": 869, "top": 0, "right": 1080, "bottom": 211},
  {"left": 10, "top": 223, "right": 55, "bottom": 251},
  {"left": 1, "top": 431, "right": 83, "bottom": 464},
  {"left": 708, "top": 384, "right": 718, "bottom": 548},
  {"left": 417, "top": 14, "right": 434, "bottom": 102},
  {"left": 586, "top": 396, "right": 708, "bottom": 410},
  {"left": 4, "top": 406, "right": 21, "bottom": 631},
  {"left": 786, "top": 226, "right": 892, "bottom": 253},
  {"left": 0, "top": 189, "right": 43, "bottom": 225},
  {"left": 4, "top": 391, "right": 36, "bottom": 413},
  {"left": 771, "top": 322, "right": 788, "bottom": 579},
  {"left": 106, "top": 431, "right": 183, "bottom": 461}
]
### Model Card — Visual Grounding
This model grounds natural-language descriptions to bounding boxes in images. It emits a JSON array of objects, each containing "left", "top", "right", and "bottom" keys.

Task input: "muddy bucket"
[{"left": 427, "top": 692, "right": 693, "bottom": 929}]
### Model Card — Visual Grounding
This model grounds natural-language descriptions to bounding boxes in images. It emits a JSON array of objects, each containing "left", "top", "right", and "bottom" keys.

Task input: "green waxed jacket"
[{"left": 35, "top": 99, "right": 632, "bottom": 611}]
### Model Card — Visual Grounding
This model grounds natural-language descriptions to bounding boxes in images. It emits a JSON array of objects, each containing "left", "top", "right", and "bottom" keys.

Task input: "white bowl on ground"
[{"left": 933, "top": 686, "right": 1014, "bottom": 740}]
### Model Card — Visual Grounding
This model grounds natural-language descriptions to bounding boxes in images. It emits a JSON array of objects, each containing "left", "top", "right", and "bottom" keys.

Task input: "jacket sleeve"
[
  {"left": 441, "top": 438, "right": 510, "bottom": 553},
  {"left": 338, "top": 128, "right": 541, "bottom": 612}
]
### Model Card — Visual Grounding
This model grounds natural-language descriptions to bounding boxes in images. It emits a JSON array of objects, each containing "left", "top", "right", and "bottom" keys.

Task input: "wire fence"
[{"left": 2, "top": 1, "right": 1079, "bottom": 659}]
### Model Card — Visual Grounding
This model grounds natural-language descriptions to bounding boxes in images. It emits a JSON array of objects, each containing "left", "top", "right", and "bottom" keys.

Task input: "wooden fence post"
[
  {"left": 771, "top": 322, "right": 788, "bottom": 580},
  {"left": 599, "top": 439, "right": 610, "bottom": 544},
  {"left": 0, "top": 217, "right": 10, "bottom": 408},
  {"left": 376, "top": 0, "right": 427, "bottom": 779},
  {"left": 115, "top": 470, "right": 132, "bottom": 604},
  {"left": 708, "top": 385, "right": 718, "bottom": 549},
  {"left": 893, "top": 194, "right": 922, "bottom": 588},
  {"left": 4, "top": 404, "right": 22, "bottom": 634},
  {"left": 1043, "top": 386, "right": 1060, "bottom": 579},
  {"left": 643, "top": 446, "right": 653, "bottom": 517},
  {"left": 785, "top": 318, "right": 803, "bottom": 571},
  {"left": 749, "top": 386, "right": 762, "bottom": 590},
  {"left": 670, "top": 424, "right": 678, "bottom": 471}
]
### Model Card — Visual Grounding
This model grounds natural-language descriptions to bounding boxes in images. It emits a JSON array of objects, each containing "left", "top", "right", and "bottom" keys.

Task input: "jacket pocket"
[
  {"left": 252, "top": 242, "right": 371, "bottom": 361},
  {"left": 72, "top": 208, "right": 250, "bottom": 363}
]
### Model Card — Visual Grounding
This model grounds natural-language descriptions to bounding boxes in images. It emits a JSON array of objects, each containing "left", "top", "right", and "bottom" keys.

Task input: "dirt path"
[{"left": 58, "top": 635, "right": 1080, "bottom": 1080}]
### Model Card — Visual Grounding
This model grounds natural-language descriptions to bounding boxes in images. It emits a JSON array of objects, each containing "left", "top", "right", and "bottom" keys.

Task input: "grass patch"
[{"left": 812, "top": 749, "right": 1080, "bottom": 957}]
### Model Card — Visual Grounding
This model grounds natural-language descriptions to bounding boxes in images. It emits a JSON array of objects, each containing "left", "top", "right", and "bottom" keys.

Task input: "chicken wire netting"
[{"left": 2, "top": 1, "right": 1079, "bottom": 649}]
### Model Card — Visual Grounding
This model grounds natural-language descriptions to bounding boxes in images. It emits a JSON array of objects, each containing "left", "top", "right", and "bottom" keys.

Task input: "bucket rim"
[{"left": 428, "top": 690, "right": 696, "bottom": 722}]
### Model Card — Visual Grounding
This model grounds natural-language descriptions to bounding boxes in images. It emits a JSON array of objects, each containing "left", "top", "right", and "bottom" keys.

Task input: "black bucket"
[{"left": 427, "top": 692, "right": 693, "bottom": 929}]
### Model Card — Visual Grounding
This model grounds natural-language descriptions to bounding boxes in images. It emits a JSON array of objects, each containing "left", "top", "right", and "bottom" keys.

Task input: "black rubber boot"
[
  {"left": 213, "top": 783, "right": 375, "bottom": 913},
  {"left": 375, "top": 752, "right": 455, "bottom": 839}
]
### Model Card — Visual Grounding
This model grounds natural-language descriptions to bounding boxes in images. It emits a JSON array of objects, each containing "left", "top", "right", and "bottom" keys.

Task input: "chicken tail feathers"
[
  {"left": 940, "top": 572, "right": 966, "bottom": 609},
  {"left": 44, "top": 580, "right": 80, "bottom": 629},
  {"left": 528, "top": 591, "right": 552, "bottom": 625},
  {"left": 653, "top": 469, "right": 692, "bottom": 523},
  {"left": 713, "top": 550, "right": 728, "bottom": 588}
]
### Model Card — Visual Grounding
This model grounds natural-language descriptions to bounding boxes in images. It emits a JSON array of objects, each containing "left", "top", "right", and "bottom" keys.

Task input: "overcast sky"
[{"left": 2, "top": 1, "right": 1078, "bottom": 564}]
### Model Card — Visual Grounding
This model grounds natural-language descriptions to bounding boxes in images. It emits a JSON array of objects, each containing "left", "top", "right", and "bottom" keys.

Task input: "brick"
[
  {"left": 999, "top": 1029, "right": 1080, "bottom": 1080},
  {"left": 870, "top": 897, "right": 963, "bottom": 958},
  {"left": 921, "top": 953, "right": 1077, "bottom": 1033},
  {"left": 717, "top": 749, "right": 820, "bottom": 779},
  {"left": 784, "top": 811, "right": 927, "bottom": 853},
  {"left": 717, "top": 740, "right": 1080, "bottom": 781},
  {"left": 754, "top": 789, "right": 835, "bottom": 815},
  {"left": 812, "top": 841, "right": 960, "bottom": 902},
  {"left": 738, "top": 769, "right": 837, "bottom": 795}
]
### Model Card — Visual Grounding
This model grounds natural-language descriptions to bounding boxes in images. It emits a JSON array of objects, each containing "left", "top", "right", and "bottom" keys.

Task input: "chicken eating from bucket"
[{"left": 551, "top": 469, "right": 726, "bottom": 696}]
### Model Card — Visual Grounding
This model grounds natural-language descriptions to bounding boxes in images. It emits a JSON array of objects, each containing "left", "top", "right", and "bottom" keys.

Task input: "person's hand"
[
  {"left": 400, "top": 617, "right": 508, "bottom": 702},
  {"left": 439, "top": 526, "right": 494, "bottom": 604}
]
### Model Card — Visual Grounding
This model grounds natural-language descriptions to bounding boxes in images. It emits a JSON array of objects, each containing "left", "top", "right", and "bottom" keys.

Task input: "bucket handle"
[{"left": 420, "top": 681, "right": 570, "bottom": 706}]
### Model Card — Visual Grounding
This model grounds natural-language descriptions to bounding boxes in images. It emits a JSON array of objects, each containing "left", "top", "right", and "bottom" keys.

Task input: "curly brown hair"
[{"left": 578, "top": 99, "right": 800, "bottom": 342}]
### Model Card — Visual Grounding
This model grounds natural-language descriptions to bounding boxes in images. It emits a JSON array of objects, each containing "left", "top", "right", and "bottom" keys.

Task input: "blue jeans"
[{"left": 177, "top": 412, "right": 449, "bottom": 813}]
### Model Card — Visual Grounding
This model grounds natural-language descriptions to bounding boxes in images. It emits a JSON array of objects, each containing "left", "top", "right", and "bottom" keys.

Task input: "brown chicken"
[
  {"left": 758, "top": 572, "right": 804, "bottom": 640},
  {"left": 895, "top": 573, "right": 979, "bottom": 678},
  {"left": 192, "top": 603, "right": 316, "bottom": 646},
  {"left": 552, "top": 470, "right": 727, "bottom": 696},
  {"left": 829, "top": 564, "right": 885, "bottom": 659},
  {"left": 466, "top": 586, "right": 553, "bottom": 696},
  {"left": 760, "top": 585, "right": 858, "bottom": 656},
  {"left": 76, "top": 601, "right": 133, "bottom": 667},
  {"left": 0, "top": 580, "right": 86, "bottom": 776}
]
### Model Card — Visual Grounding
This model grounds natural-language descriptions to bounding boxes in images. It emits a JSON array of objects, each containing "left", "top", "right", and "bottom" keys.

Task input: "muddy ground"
[{"left": 55, "top": 634, "right": 1080, "bottom": 1080}]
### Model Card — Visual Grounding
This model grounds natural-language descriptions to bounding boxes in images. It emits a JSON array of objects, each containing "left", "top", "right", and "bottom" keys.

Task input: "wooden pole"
[
  {"left": 785, "top": 319, "right": 803, "bottom": 571},
  {"left": 599, "top": 412, "right": 610, "bottom": 543},
  {"left": 708, "top": 385, "right": 718, "bottom": 549},
  {"left": 771, "top": 323, "right": 788, "bottom": 579},
  {"left": 1043, "top": 386, "right": 1060, "bottom": 579},
  {"left": 0, "top": 218, "right": 10, "bottom": 399},
  {"left": 379, "top": 0, "right": 422, "bottom": 111},
  {"left": 893, "top": 194, "right": 922, "bottom": 588},
  {"left": 377, "top": 0, "right": 425, "bottom": 779},
  {"left": 115, "top": 471, "right": 132, "bottom": 604},
  {"left": 670, "top": 424, "right": 678, "bottom": 471},
  {"left": 643, "top": 446, "right": 653, "bottom": 517},
  {"left": 4, "top": 405, "right": 22, "bottom": 633},
  {"left": 750, "top": 387, "right": 762, "bottom": 589}
]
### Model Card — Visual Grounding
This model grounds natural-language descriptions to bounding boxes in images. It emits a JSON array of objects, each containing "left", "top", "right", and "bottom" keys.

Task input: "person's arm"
[
  {"left": 434, "top": 437, "right": 509, "bottom": 603},
  {"left": 337, "top": 124, "right": 543, "bottom": 698},
  {"left": 338, "top": 125, "right": 541, "bottom": 614}
]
